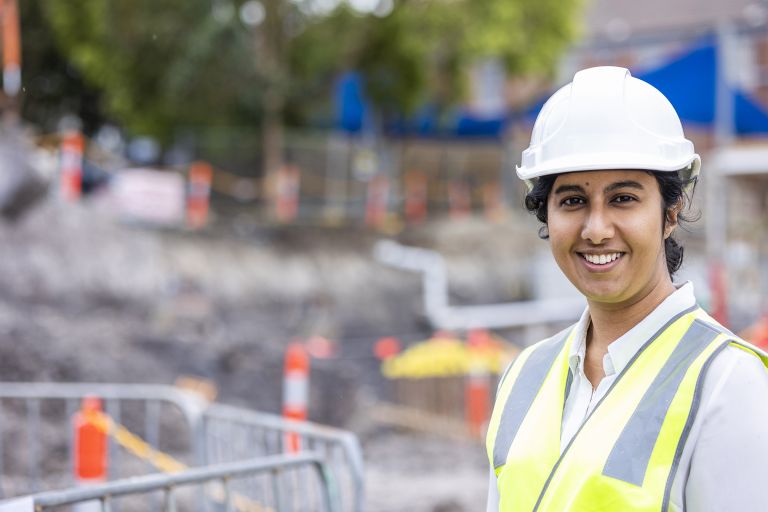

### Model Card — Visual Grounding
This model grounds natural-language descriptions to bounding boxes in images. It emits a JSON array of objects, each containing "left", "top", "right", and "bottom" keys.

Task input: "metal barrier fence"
[
  {"left": 201, "top": 404, "right": 363, "bottom": 512},
  {"left": 0, "top": 383, "right": 363, "bottom": 512},
  {"left": 194, "top": 132, "right": 517, "bottom": 228},
  {"left": 27, "top": 453, "right": 336, "bottom": 512}
]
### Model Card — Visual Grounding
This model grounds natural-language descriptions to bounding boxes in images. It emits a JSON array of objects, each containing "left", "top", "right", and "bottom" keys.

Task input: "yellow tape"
[{"left": 86, "top": 412, "right": 272, "bottom": 512}]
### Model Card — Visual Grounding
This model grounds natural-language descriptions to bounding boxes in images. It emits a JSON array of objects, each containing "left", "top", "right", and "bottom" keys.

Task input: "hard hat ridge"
[{"left": 517, "top": 66, "right": 701, "bottom": 190}]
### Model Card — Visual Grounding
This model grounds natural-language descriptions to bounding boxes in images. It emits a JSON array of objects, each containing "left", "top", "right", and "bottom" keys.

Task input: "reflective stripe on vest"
[{"left": 486, "top": 307, "right": 768, "bottom": 512}]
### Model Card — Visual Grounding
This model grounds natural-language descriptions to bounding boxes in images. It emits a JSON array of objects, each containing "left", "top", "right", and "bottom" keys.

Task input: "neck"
[{"left": 583, "top": 274, "right": 677, "bottom": 388}]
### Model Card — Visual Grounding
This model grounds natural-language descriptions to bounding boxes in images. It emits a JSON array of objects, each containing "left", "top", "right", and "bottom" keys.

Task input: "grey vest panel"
[
  {"left": 602, "top": 319, "right": 722, "bottom": 485},
  {"left": 492, "top": 330, "right": 571, "bottom": 469}
]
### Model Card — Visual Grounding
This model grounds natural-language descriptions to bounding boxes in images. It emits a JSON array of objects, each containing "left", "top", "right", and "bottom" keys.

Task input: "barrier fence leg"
[
  {"left": 0, "top": 400, "right": 4, "bottom": 498},
  {"left": 27, "top": 399, "right": 41, "bottom": 492}
]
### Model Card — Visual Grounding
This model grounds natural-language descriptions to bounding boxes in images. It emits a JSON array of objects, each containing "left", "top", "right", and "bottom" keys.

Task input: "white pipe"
[{"left": 374, "top": 240, "right": 584, "bottom": 330}]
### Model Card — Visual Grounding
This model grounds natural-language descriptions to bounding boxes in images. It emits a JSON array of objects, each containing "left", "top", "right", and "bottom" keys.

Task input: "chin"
[{"left": 573, "top": 281, "right": 630, "bottom": 304}]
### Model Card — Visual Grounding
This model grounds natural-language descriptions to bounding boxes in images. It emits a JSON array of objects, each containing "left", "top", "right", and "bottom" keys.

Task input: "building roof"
[{"left": 580, "top": 0, "right": 765, "bottom": 45}]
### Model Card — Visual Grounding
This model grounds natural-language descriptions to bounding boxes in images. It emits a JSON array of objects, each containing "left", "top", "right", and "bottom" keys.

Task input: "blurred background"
[{"left": 0, "top": 0, "right": 767, "bottom": 511}]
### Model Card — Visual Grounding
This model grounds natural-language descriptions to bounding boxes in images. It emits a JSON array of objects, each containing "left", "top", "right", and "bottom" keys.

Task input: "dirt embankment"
[{"left": 0, "top": 198, "right": 539, "bottom": 511}]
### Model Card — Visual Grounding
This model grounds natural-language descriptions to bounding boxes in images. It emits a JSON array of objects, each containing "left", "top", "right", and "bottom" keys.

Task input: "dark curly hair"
[{"left": 523, "top": 171, "right": 697, "bottom": 276}]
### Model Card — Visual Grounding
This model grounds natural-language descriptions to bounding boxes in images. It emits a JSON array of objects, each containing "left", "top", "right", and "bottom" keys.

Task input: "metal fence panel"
[{"left": 0, "top": 383, "right": 363, "bottom": 512}]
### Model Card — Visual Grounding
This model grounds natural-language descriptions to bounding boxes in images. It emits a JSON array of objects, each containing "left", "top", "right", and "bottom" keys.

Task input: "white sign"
[{"left": 110, "top": 168, "right": 186, "bottom": 226}]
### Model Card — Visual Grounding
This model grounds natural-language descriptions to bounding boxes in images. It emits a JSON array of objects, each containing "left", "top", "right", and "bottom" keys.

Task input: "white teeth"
[{"left": 583, "top": 253, "right": 622, "bottom": 265}]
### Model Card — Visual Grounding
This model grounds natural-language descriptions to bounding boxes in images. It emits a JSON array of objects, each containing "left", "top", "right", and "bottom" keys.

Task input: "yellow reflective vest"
[{"left": 486, "top": 307, "right": 768, "bottom": 511}]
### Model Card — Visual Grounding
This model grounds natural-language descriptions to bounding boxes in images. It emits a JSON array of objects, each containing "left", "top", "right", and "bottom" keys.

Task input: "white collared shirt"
[{"left": 487, "top": 282, "right": 768, "bottom": 511}]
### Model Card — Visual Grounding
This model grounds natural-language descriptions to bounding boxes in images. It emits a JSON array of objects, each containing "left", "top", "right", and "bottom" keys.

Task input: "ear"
[{"left": 664, "top": 199, "right": 683, "bottom": 239}]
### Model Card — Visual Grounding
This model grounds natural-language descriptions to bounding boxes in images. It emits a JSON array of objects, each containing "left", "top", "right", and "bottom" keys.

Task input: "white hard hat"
[{"left": 517, "top": 66, "right": 700, "bottom": 190}]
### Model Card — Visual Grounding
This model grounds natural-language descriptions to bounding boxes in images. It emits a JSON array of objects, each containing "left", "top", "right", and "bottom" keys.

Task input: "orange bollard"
[
  {"left": 274, "top": 164, "right": 301, "bottom": 223},
  {"left": 465, "top": 344, "right": 491, "bottom": 438},
  {"left": 448, "top": 180, "right": 471, "bottom": 219},
  {"left": 2, "top": 0, "right": 21, "bottom": 97},
  {"left": 73, "top": 397, "right": 108, "bottom": 482},
  {"left": 305, "top": 335, "right": 336, "bottom": 359},
  {"left": 709, "top": 260, "right": 729, "bottom": 326},
  {"left": 186, "top": 161, "right": 213, "bottom": 229},
  {"left": 60, "top": 131, "right": 84, "bottom": 201},
  {"left": 374, "top": 336, "right": 402, "bottom": 360},
  {"left": 482, "top": 181, "right": 506, "bottom": 222},
  {"left": 467, "top": 328, "right": 492, "bottom": 348},
  {"left": 365, "top": 174, "right": 390, "bottom": 229},
  {"left": 404, "top": 170, "right": 428, "bottom": 224},
  {"left": 283, "top": 342, "right": 310, "bottom": 452}
]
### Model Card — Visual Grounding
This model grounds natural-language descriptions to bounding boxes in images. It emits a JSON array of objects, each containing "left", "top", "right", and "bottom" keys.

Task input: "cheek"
[
  {"left": 625, "top": 212, "right": 664, "bottom": 253},
  {"left": 546, "top": 215, "right": 576, "bottom": 261}
]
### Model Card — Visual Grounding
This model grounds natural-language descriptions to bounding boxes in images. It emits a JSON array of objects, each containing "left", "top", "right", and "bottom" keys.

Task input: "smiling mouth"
[{"left": 579, "top": 252, "right": 625, "bottom": 265}]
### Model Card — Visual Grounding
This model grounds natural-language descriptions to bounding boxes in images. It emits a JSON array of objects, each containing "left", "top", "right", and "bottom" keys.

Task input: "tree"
[
  {"left": 289, "top": 0, "right": 582, "bottom": 120},
  {"left": 39, "top": 0, "right": 262, "bottom": 142},
  {"left": 18, "top": 0, "right": 104, "bottom": 133},
  {"left": 37, "top": 0, "right": 582, "bottom": 163}
]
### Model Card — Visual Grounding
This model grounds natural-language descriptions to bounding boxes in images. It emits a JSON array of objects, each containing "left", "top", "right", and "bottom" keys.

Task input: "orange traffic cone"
[
  {"left": 274, "top": 164, "right": 301, "bottom": 223},
  {"left": 374, "top": 336, "right": 402, "bottom": 361},
  {"left": 365, "top": 174, "right": 390, "bottom": 229},
  {"left": 404, "top": 170, "right": 428, "bottom": 224},
  {"left": 465, "top": 342, "right": 491, "bottom": 438},
  {"left": 283, "top": 343, "right": 310, "bottom": 452},
  {"left": 709, "top": 261, "right": 729, "bottom": 326},
  {"left": 448, "top": 180, "right": 471, "bottom": 219},
  {"left": 2, "top": 0, "right": 21, "bottom": 97},
  {"left": 186, "top": 161, "right": 213, "bottom": 229},
  {"left": 482, "top": 181, "right": 506, "bottom": 222},
  {"left": 72, "top": 396, "right": 108, "bottom": 512},
  {"left": 60, "top": 131, "right": 84, "bottom": 202}
]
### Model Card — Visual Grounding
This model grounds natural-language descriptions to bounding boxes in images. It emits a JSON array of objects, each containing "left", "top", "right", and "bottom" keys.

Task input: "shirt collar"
[{"left": 567, "top": 282, "right": 697, "bottom": 377}]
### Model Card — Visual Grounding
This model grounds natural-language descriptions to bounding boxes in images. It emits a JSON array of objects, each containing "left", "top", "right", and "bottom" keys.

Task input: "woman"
[{"left": 486, "top": 66, "right": 768, "bottom": 511}]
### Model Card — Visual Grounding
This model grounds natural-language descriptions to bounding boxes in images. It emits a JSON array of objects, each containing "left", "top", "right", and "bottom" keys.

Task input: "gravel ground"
[
  {"left": 364, "top": 432, "right": 488, "bottom": 512},
  {"left": 0, "top": 197, "right": 535, "bottom": 510}
]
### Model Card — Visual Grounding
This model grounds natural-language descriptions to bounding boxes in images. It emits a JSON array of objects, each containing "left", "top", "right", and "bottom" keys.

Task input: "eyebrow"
[
  {"left": 604, "top": 180, "right": 644, "bottom": 193},
  {"left": 553, "top": 184, "right": 584, "bottom": 195},
  {"left": 553, "top": 180, "right": 645, "bottom": 195}
]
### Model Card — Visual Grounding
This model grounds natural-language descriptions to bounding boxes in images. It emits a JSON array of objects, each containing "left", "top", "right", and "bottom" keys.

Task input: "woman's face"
[{"left": 546, "top": 170, "right": 676, "bottom": 308}]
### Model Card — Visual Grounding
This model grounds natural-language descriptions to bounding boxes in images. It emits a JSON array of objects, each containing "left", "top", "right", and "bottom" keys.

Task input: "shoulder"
[
  {"left": 684, "top": 343, "right": 768, "bottom": 511},
  {"left": 697, "top": 309, "right": 768, "bottom": 368},
  {"left": 704, "top": 343, "right": 768, "bottom": 401}
]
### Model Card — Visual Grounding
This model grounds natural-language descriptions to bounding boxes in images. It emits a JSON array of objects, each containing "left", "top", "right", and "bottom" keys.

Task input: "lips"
[{"left": 576, "top": 252, "right": 626, "bottom": 272}]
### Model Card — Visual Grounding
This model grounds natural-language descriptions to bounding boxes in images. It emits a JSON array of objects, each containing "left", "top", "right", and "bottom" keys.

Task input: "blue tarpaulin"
[
  {"left": 335, "top": 37, "right": 768, "bottom": 137},
  {"left": 525, "top": 38, "right": 768, "bottom": 135},
  {"left": 635, "top": 41, "right": 717, "bottom": 125},
  {"left": 335, "top": 72, "right": 369, "bottom": 134},
  {"left": 636, "top": 40, "right": 768, "bottom": 134}
]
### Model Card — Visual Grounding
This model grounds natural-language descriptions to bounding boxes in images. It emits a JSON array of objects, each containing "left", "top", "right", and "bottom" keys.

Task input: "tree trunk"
[{"left": 260, "top": 0, "right": 285, "bottom": 218}]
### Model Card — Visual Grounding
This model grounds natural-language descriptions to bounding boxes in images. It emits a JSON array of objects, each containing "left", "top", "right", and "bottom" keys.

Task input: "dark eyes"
[
  {"left": 560, "top": 197, "right": 586, "bottom": 207},
  {"left": 558, "top": 194, "right": 637, "bottom": 207}
]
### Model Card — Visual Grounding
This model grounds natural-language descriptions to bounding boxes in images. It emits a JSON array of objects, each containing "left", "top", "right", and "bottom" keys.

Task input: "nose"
[{"left": 581, "top": 205, "right": 614, "bottom": 244}]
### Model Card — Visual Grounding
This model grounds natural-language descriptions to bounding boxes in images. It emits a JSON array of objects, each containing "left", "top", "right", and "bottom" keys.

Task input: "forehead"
[{"left": 552, "top": 169, "right": 656, "bottom": 189}]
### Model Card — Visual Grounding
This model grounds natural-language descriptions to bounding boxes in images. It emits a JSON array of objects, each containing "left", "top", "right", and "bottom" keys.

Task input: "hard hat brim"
[{"left": 516, "top": 153, "right": 700, "bottom": 181}]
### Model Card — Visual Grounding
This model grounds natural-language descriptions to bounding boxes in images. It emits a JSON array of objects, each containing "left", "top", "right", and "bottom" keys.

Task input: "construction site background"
[{"left": 3, "top": 0, "right": 768, "bottom": 511}]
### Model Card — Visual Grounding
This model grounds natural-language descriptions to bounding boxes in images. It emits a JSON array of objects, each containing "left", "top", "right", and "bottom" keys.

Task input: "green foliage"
[
  {"left": 41, "top": 0, "right": 261, "bottom": 141},
  {"left": 37, "top": 0, "right": 582, "bottom": 139},
  {"left": 289, "top": 0, "right": 582, "bottom": 117},
  {"left": 19, "top": 1, "right": 103, "bottom": 132}
]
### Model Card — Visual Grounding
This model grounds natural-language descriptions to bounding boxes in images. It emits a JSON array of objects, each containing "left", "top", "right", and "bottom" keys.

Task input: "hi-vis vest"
[{"left": 486, "top": 306, "right": 768, "bottom": 512}]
